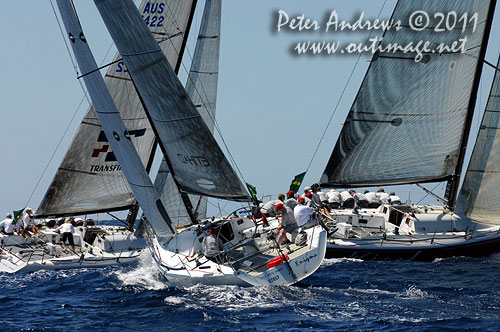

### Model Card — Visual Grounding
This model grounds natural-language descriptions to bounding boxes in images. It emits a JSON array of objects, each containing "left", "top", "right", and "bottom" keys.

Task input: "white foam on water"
[
  {"left": 113, "top": 251, "right": 167, "bottom": 290},
  {"left": 397, "top": 284, "right": 430, "bottom": 299},
  {"left": 343, "top": 286, "right": 398, "bottom": 296},
  {"left": 180, "top": 283, "right": 306, "bottom": 312},
  {"left": 163, "top": 296, "right": 186, "bottom": 305},
  {"left": 322, "top": 257, "right": 364, "bottom": 266}
]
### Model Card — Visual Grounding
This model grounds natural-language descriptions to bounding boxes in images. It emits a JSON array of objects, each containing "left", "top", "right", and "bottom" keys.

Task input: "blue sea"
[{"left": 2, "top": 253, "right": 500, "bottom": 332}]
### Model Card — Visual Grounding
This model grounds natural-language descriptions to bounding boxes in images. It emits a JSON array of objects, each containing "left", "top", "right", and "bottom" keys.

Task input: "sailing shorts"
[
  {"left": 61, "top": 232, "right": 75, "bottom": 246},
  {"left": 283, "top": 223, "right": 297, "bottom": 233}
]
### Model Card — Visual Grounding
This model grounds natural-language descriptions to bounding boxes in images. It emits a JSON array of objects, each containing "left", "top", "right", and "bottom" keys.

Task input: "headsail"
[
  {"left": 95, "top": 0, "right": 249, "bottom": 202},
  {"left": 321, "top": 0, "right": 495, "bottom": 189},
  {"left": 154, "top": 0, "right": 222, "bottom": 227},
  {"left": 457, "top": 55, "right": 500, "bottom": 223},
  {"left": 37, "top": 0, "right": 197, "bottom": 217},
  {"left": 55, "top": 0, "right": 174, "bottom": 237}
]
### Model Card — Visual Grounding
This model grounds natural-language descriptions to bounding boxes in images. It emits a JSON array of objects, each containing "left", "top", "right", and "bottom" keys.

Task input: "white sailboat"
[
  {"left": 52, "top": 0, "right": 326, "bottom": 286},
  {"left": 316, "top": 0, "right": 500, "bottom": 261}
]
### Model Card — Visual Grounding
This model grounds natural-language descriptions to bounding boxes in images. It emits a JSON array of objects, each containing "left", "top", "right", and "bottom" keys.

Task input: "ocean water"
[{"left": 2, "top": 253, "right": 500, "bottom": 332}]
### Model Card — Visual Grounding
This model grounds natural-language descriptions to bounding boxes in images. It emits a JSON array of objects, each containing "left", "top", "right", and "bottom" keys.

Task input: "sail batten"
[
  {"left": 95, "top": 0, "right": 249, "bottom": 209},
  {"left": 37, "top": 0, "right": 196, "bottom": 217},
  {"left": 321, "top": 0, "right": 494, "bottom": 189}
]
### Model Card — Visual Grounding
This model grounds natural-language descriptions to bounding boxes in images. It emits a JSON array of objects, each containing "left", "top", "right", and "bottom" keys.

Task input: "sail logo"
[
  {"left": 90, "top": 129, "right": 146, "bottom": 170},
  {"left": 177, "top": 154, "right": 210, "bottom": 168}
]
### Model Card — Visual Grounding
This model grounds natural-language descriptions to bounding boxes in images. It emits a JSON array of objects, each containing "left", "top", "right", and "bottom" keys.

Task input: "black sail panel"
[
  {"left": 95, "top": 0, "right": 249, "bottom": 201},
  {"left": 321, "top": 0, "right": 492, "bottom": 188},
  {"left": 37, "top": 0, "right": 196, "bottom": 217},
  {"left": 154, "top": 0, "right": 221, "bottom": 226}
]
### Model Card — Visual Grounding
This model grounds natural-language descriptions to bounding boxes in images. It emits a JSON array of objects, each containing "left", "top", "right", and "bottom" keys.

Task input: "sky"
[{"left": 1, "top": 1, "right": 500, "bottom": 220}]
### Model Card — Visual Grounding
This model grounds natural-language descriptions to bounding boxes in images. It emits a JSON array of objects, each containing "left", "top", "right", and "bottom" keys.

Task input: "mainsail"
[
  {"left": 321, "top": 0, "right": 495, "bottom": 191},
  {"left": 95, "top": 0, "right": 249, "bottom": 202},
  {"left": 55, "top": 0, "right": 174, "bottom": 237},
  {"left": 457, "top": 55, "right": 500, "bottom": 223},
  {"left": 154, "top": 0, "right": 222, "bottom": 227},
  {"left": 37, "top": 0, "right": 197, "bottom": 217}
]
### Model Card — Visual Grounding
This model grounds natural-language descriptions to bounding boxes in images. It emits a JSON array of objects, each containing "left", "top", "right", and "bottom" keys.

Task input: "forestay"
[
  {"left": 458, "top": 55, "right": 500, "bottom": 224},
  {"left": 154, "top": 0, "right": 222, "bottom": 227},
  {"left": 37, "top": 0, "right": 196, "bottom": 217},
  {"left": 95, "top": 0, "right": 249, "bottom": 201},
  {"left": 55, "top": 0, "right": 174, "bottom": 237},
  {"left": 321, "top": 0, "right": 492, "bottom": 188}
]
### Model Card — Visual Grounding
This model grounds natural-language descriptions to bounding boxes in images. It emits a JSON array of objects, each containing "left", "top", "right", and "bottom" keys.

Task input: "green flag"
[
  {"left": 245, "top": 182, "right": 260, "bottom": 205},
  {"left": 289, "top": 172, "right": 306, "bottom": 194},
  {"left": 12, "top": 208, "right": 25, "bottom": 225}
]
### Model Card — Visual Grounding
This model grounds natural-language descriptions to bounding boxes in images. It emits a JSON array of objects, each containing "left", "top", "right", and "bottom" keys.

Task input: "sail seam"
[
  {"left": 353, "top": 108, "right": 467, "bottom": 117},
  {"left": 190, "top": 70, "right": 218, "bottom": 75},
  {"left": 58, "top": 167, "right": 97, "bottom": 175},
  {"left": 154, "top": 115, "right": 201, "bottom": 123},
  {"left": 121, "top": 49, "right": 162, "bottom": 57}
]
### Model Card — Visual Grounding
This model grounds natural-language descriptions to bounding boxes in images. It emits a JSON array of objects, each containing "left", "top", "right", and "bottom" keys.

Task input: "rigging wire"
[
  {"left": 304, "top": 0, "right": 389, "bottom": 174},
  {"left": 416, "top": 183, "right": 441, "bottom": 205}
]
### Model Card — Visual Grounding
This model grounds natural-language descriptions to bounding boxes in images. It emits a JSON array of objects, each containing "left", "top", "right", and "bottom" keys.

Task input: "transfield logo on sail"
[{"left": 90, "top": 129, "right": 146, "bottom": 172}]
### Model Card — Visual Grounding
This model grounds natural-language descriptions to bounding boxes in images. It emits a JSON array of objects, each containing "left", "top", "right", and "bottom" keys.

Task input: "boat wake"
[{"left": 113, "top": 251, "right": 167, "bottom": 290}]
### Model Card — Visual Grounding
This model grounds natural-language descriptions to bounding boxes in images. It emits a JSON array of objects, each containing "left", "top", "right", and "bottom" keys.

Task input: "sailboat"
[
  {"left": 316, "top": 0, "right": 500, "bottom": 261},
  {"left": 0, "top": 0, "right": 203, "bottom": 273},
  {"left": 49, "top": 0, "right": 326, "bottom": 286}
]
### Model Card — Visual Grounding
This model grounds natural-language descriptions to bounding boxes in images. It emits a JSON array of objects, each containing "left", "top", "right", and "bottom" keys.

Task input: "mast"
[{"left": 445, "top": 0, "right": 497, "bottom": 209}]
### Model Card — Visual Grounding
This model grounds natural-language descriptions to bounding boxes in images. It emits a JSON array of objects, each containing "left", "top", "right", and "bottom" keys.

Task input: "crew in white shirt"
[
  {"left": 376, "top": 188, "right": 390, "bottom": 204},
  {"left": 294, "top": 197, "right": 316, "bottom": 228},
  {"left": 55, "top": 219, "right": 76, "bottom": 254},
  {"left": 364, "top": 191, "right": 381, "bottom": 208},
  {"left": 22, "top": 208, "right": 41, "bottom": 236},
  {"left": 353, "top": 192, "right": 369, "bottom": 208},
  {"left": 0, "top": 213, "right": 15, "bottom": 235},
  {"left": 389, "top": 192, "right": 402, "bottom": 204},
  {"left": 327, "top": 189, "right": 342, "bottom": 209},
  {"left": 341, "top": 190, "right": 355, "bottom": 208}
]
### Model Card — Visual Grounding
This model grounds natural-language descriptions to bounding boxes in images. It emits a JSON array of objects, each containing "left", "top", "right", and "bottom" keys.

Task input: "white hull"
[
  {"left": 0, "top": 225, "right": 146, "bottom": 273},
  {"left": 325, "top": 204, "right": 500, "bottom": 260},
  {"left": 148, "top": 217, "right": 327, "bottom": 287}
]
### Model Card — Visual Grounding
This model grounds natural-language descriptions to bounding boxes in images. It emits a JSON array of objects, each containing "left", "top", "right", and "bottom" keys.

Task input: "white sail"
[
  {"left": 37, "top": 0, "right": 196, "bottom": 217},
  {"left": 458, "top": 55, "right": 500, "bottom": 223},
  {"left": 55, "top": 0, "right": 174, "bottom": 237},
  {"left": 154, "top": 0, "right": 222, "bottom": 226},
  {"left": 95, "top": 0, "right": 249, "bottom": 204}
]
